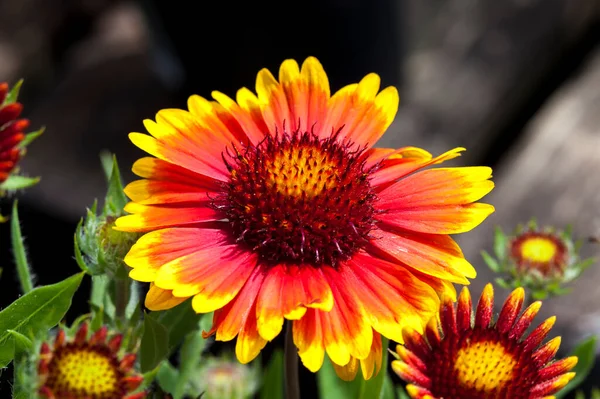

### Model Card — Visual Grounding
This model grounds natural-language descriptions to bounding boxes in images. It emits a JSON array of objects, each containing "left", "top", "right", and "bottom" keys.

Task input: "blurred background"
[{"left": 0, "top": 0, "right": 599, "bottom": 396}]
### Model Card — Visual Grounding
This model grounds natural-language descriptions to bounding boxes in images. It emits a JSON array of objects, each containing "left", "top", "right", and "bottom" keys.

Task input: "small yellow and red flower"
[
  {"left": 38, "top": 322, "right": 145, "bottom": 399},
  {"left": 115, "top": 56, "right": 495, "bottom": 379},
  {"left": 392, "top": 284, "right": 577, "bottom": 399},
  {"left": 483, "top": 221, "right": 595, "bottom": 299}
]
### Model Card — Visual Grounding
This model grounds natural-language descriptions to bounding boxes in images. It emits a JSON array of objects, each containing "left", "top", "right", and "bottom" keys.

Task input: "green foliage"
[
  {"left": 260, "top": 350, "right": 284, "bottom": 399},
  {"left": 0, "top": 272, "right": 84, "bottom": 367},
  {"left": 556, "top": 336, "right": 597, "bottom": 398},
  {"left": 140, "top": 313, "right": 170, "bottom": 372},
  {"left": 11, "top": 201, "right": 34, "bottom": 293},
  {"left": 317, "top": 338, "right": 390, "bottom": 399},
  {"left": 75, "top": 155, "right": 138, "bottom": 278}
]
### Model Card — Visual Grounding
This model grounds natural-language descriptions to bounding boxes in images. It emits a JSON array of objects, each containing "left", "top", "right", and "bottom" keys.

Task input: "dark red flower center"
[
  {"left": 218, "top": 129, "right": 377, "bottom": 266},
  {"left": 428, "top": 329, "right": 539, "bottom": 399}
]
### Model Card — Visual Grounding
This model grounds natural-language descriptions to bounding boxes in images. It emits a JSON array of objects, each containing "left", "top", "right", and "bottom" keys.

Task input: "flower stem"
[
  {"left": 114, "top": 278, "right": 130, "bottom": 320},
  {"left": 284, "top": 320, "right": 300, "bottom": 399},
  {"left": 11, "top": 201, "right": 33, "bottom": 294}
]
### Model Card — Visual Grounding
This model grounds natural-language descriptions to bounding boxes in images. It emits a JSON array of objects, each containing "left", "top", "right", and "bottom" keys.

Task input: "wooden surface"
[{"left": 458, "top": 49, "right": 600, "bottom": 351}]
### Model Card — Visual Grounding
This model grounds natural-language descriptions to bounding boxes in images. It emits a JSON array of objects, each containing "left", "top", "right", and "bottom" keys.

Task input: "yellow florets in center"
[
  {"left": 220, "top": 130, "right": 376, "bottom": 266},
  {"left": 47, "top": 347, "right": 120, "bottom": 397},
  {"left": 520, "top": 237, "right": 557, "bottom": 263},
  {"left": 266, "top": 146, "right": 340, "bottom": 198},
  {"left": 454, "top": 340, "right": 517, "bottom": 392}
]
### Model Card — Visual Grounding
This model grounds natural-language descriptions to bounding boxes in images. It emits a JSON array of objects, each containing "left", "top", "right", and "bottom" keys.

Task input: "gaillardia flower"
[
  {"left": 392, "top": 284, "right": 577, "bottom": 398},
  {"left": 38, "top": 323, "right": 145, "bottom": 399},
  {"left": 0, "top": 81, "right": 29, "bottom": 183},
  {"left": 115, "top": 56, "right": 494, "bottom": 379},
  {"left": 483, "top": 221, "right": 595, "bottom": 300}
]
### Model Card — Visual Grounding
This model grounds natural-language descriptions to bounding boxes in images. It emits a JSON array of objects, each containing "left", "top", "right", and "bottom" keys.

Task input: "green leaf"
[
  {"left": 260, "top": 350, "right": 284, "bottom": 399},
  {"left": 3, "top": 79, "right": 23, "bottom": 105},
  {"left": 493, "top": 226, "right": 508, "bottom": 260},
  {"left": 317, "top": 337, "right": 389, "bottom": 399},
  {"left": 0, "top": 272, "right": 84, "bottom": 367},
  {"left": 140, "top": 313, "right": 170, "bottom": 372},
  {"left": 74, "top": 219, "right": 92, "bottom": 274},
  {"left": 6, "top": 330, "right": 33, "bottom": 353},
  {"left": 397, "top": 385, "right": 411, "bottom": 399},
  {"left": 11, "top": 201, "right": 33, "bottom": 293},
  {"left": 18, "top": 127, "right": 44, "bottom": 149},
  {"left": 156, "top": 361, "right": 180, "bottom": 394},
  {"left": 379, "top": 375, "right": 395, "bottom": 399},
  {"left": 0, "top": 175, "right": 40, "bottom": 191},
  {"left": 103, "top": 155, "right": 128, "bottom": 215},
  {"left": 357, "top": 337, "right": 389, "bottom": 399},
  {"left": 154, "top": 300, "right": 203, "bottom": 355},
  {"left": 555, "top": 335, "right": 597, "bottom": 398},
  {"left": 481, "top": 250, "right": 500, "bottom": 272},
  {"left": 174, "top": 330, "right": 207, "bottom": 399}
]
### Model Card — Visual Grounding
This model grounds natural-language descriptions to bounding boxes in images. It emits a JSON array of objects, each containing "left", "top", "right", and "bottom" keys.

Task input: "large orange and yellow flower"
[
  {"left": 115, "top": 56, "right": 494, "bottom": 379},
  {"left": 392, "top": 284, "right": 577, "bottom": 398}
]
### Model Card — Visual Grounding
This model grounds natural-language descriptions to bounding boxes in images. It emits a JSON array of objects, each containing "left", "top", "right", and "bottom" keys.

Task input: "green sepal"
[
  {"left": 3, "top": 79, "right": 23, "bottom": 105},
  {"left": 0, "top": 175, "right": 40, "bottom": 191},
  {"left": 18, "top": 126, "right": 44, "bottom": 149},
  {"left": 481, "top": 250, "right": 500, "bottom": 272}
]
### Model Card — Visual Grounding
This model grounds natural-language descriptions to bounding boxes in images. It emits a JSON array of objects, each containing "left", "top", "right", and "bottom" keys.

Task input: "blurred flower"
[
  {"left": 0, "top": 80, "right": 42, "bottom": 210},
  {"left": 77, "top": 156, "right": 139, "bottom": 278},
  {"left": 115, "top": 56, "right": 494, "bottom": 379},
  {"left": 38, "top": 322, "right": 145, "bottom": 399},
  {"left": 392, "top": 284, "right": 577, "bottom": 399},
  {"left": 482, "top": 220, "right": 595, "bottom": 299},
  {"left": 191, "top": 356, "right": 259, "bottom": 399}
]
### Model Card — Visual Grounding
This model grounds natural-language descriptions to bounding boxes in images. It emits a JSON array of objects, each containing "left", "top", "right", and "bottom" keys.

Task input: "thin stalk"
[
  {"left": 284, "top": 320, "right": 301, "bottom": 399},
  {"left": 114, "top": 278, "right": 130, "bottom": 320},
  {"left": 11, "top": 201, "right": 33, "bottom": 293}
]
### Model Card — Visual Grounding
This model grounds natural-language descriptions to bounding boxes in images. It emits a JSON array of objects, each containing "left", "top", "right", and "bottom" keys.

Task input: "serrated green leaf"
[
  {"left": 17, "top": 127, "right": 44, "bottom": 149},
  {"left": 140, "top": 313, "right": 170, "bottom": 372},
  {"left": 0, "top": 175, "right": 40, "bottom": 191},
  {"left": 493, "top": 226, "right": 507, "bottom": 260},
  {"left": 481, "top": 250, "right": 500, "bottom": 272},
  {"left": 11, "top": 201, "right": 33, "bottom": 294},
  {"left": 3, "top": 79, "right": 23, "bottom": 105},
  {"left": 157, "top": 361, "right": 180, "bottom": 394},
  {"left": 260, "top": 350, "right": 284, "bottom": 399},
  {"left": 103, "top": 155, "right": 128, "bottom": 215},
  {"left": 555, "top": 336, "right": 597, "bottom": 398},
  {"left": 0, "top": 272, "right": 84, "bottom": 367}
]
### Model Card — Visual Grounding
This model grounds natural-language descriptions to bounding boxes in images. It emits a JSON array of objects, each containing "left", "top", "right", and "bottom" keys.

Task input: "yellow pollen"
[
  {"left": 520, "top": 237, "right": 557, "bottom": 263},
  {"left": 50, "top": 348, "right": 119, "bottom": 396},
  {"left": 454, "top": 340, "right": 517, "bottom": 392},
  {"left": 267, "top": 147, "right": 338, "bottom": 198}
]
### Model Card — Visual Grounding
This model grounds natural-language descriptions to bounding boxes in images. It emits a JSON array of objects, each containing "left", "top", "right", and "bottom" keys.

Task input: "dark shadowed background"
[{"left": 0, "top": 0, "right": 599, "bottom": 396}]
